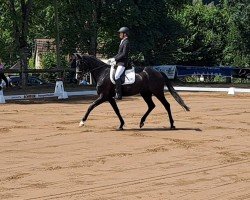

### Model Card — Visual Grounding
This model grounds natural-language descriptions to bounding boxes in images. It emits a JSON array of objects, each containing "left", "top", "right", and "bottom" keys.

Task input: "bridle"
[{"left": 74, "top": 56, "right": 110, "bottom": 81}]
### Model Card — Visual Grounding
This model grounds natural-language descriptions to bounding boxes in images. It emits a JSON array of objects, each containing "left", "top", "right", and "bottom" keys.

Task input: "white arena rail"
[
  {"left": 4, "top": 91, "right": 97, "bottom": 101},
  {"left": 0, "top": 81, "right": 97, "bottom": 104},
  {"left": 1, "top": 83, "right": 250, "bottom": 104},
  {"left": 167, "top": 86, "right": 250, "bottom": 93}
]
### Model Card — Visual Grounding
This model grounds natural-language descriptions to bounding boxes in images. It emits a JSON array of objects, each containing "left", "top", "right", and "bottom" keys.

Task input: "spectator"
[
  {"left": 0, "top": 59, "right": 9, "bottom": 89},
  {"left": 79, "top": 79, "right": 89, "bottom": 85},
  {"left": 68, "top": 54, "right": 77, "bottom": 84}
]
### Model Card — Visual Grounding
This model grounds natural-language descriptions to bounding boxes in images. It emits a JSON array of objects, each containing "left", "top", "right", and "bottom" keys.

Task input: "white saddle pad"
[{"left": 110, "top": 65, "right": 135, "bottom": 85}]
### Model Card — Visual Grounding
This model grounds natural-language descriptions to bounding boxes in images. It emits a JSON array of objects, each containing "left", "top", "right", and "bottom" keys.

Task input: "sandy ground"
[{"left": 0, "top": 92, "right": 249, "bottom": 200}]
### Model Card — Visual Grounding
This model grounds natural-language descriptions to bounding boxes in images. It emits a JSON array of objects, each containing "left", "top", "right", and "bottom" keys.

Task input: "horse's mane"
[{"left": 82, "top": 55, "right": 109, "bottom": 68}]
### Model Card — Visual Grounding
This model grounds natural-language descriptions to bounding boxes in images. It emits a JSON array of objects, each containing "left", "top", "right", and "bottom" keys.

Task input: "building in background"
[{"left": 34, "top": 39, "right": 55, "bottom": 69}]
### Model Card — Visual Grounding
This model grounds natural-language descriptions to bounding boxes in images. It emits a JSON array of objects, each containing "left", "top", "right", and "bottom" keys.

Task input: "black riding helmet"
[{"left": 118, "top": 27, "right": 129, "bottom": 35}]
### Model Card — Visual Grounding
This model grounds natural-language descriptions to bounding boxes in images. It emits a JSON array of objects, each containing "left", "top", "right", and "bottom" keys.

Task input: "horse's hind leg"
[
  {"left": 79, "top": 94, "right": 106, "bottom": 127},
  {"left": 108, "top": 97, "right": 125, "bottom": 130},
  {"left": 155, "top": 93, "right": 175, "bottom": 129},
  {"left": 140, "top": 93, "right": 155, "bottom": 128}
]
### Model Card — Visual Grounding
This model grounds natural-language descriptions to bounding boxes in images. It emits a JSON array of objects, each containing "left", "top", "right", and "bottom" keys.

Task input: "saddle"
[{"left": 110, "top": 65, "right": 135, "bottom": 85}]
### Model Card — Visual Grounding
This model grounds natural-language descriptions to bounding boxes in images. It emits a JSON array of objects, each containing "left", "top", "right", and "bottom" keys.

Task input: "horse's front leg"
[
  {"left": 108, "top": 97, "right": 125, "bottom": 130},
  {"left": 79, "top": 94, "right": 106, "bottom": 127}
]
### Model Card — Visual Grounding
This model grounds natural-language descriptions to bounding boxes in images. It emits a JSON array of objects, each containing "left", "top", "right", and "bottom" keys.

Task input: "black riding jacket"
[{"left": 114, "top": 38, "right": 130, "bottom": 69}]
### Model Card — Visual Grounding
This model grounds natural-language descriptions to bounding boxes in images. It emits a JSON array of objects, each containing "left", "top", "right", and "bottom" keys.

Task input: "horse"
[{"left": 74, "top": 54, "right": 190, "bottom": 130}]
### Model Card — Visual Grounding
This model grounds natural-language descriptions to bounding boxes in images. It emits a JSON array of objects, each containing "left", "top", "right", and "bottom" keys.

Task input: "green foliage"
[
  {"left": 185, "top": 75, "right": 199, "bottom": 83},
  {"left": 183, "top": 75, "right": 227, "bottom": 83},
  {"left": 213, "top": 75, "right": 226, "bottom": 82},
  {"left": 58, "top": 0, "right": 95, "bottom": 54},
  {"left": 28, "top": 57, "right": 35, "bottom": 69},
  {"left": 0, "top": 2, "right": 16, "bottom": 63},
  {"left": 0, "top": 0, "right": 249, "bottom": 69},
  {"left": 40, "top": 52, "right": 67, "bottom": 69},
  {"left": 174, "top": 3, "right": 228, "bottom": 66},
  {"left": 222, "top": 1, "right": 250, "bottom": 67},
  {"left": 174, "top": 0, "right": 250, "bottom": 67},
  {"left": 99, "top": 0, "right": 183, "bottom": 65},
  {"left": 40, "top": 51, "right": 67, "bottom": 82},
  {"left": 41, "top": 52, "right": 57, "bottom": 69}
]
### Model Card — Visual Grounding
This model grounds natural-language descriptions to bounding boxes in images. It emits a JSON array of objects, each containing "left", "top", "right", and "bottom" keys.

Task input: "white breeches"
[{"left": 115, "top": 65, "right": 125, "bottom": 80}]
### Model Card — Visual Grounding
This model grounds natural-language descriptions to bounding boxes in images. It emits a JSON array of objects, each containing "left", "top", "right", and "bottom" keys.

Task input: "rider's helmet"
[{"left": 118, "top": 27, "right": 129, "bottom": 35}]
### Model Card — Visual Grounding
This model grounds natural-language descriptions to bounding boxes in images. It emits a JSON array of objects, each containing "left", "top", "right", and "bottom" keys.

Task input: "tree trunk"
[
  {"left": 8, "top": 0, "right": 32, "bottom": 87},
  {"left": 89, "top": 2, "right": 98, "bottom": 56},
  {"left": 89, "top": 32, "right": 97, "bottom": 56}
]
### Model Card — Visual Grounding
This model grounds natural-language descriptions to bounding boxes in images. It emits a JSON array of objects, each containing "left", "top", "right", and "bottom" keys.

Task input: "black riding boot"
[{"left": 115, "top": 78, "right": 122, "bottom": 100}]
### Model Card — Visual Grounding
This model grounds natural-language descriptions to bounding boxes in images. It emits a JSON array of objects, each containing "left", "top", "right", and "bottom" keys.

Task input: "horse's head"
[
  {"left": 74, "top": 53, "right": 91, "bottom": 81},
  {"left": 74, "top": 53, "right": 109, "bottom": 81}
]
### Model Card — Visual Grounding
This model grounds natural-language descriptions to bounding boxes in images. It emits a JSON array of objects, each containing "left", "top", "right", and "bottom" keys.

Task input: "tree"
[
  {"left": 0, "top": 0, "right": 248, "bottom": 72},
  {"left": 5, "top": 0, "right": 33, "bottom": 86},
  {"left": 222, "top": 0, "right": 250, "bottom": 67},
  {"left": 58, "top": 0, "right": 104, "bottom": 55},
  {"left": 0, "top": 6, "right": 14, "bottom": 66},
  {"left": 174, "top": 3, "right": 228, "bottom": 66},
  {"left": 99, "top": 0, "right": 185, "bottom": 65}
]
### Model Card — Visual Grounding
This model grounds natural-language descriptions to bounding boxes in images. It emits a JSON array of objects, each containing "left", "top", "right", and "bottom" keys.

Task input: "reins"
[
  {"left": 76, "top": 58, "right": 109, "bottom": 74},
  {"left": 89, "top": 63, "right": 108, "bottom": 72}
]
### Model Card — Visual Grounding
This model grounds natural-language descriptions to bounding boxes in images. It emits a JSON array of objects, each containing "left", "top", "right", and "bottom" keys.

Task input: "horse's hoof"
[
  {"left": 140, "top": 122, "right": 144, "bottom": 128},
  {"left": 170, "top": 126, "right": 176, "bottom": 130},
  {"left": 116, "top": 127, "right": 124, "bottom": 131},
  {"left": 79, "top": 121, "right": 84, "bottom": 127}
]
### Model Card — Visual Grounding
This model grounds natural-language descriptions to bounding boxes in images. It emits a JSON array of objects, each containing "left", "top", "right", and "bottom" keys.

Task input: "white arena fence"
[
  {"left": 0, "top": 81, "right": 249, "bottom": 104},
  {"left": 166, "top": 86, "right": 250, "bottom": 93}
]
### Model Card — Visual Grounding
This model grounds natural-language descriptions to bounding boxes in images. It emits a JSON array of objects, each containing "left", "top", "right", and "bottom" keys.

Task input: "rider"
[{"left": 109, "top": 27, "right": 130, "bottom": 100}]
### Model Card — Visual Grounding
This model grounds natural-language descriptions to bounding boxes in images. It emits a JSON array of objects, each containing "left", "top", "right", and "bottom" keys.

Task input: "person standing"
[
  {"left": 69, "top": 54, "right": 78, "bottom": 84},
  {"left": 109, "top": 27, "right": 130, "bottom": 100},
  {"left": 0, "top": 59, "right": 9, "bottom": 90}
]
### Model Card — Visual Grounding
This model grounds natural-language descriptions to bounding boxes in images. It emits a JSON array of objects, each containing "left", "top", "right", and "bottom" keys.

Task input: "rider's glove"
[{"left": 108, "top": 58, "right": 116, "bottom": 65}]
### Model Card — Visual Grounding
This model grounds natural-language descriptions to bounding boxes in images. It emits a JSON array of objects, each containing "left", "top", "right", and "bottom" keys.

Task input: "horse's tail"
[{"left": 160, "top": 72, "right": 190, "bottom": 111}]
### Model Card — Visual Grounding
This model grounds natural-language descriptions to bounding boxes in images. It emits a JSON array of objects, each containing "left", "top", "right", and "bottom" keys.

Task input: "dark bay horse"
[{"left": 75, "top": 54, "right": 190, "bottom": 130}]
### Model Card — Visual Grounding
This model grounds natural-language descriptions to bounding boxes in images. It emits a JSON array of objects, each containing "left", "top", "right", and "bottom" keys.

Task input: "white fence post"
[
  {"left": 0, "top": 88, "right": 6, "bottom": 104},
  {"left": 54, "top": 80, "right": 68, "bottom": 99}
]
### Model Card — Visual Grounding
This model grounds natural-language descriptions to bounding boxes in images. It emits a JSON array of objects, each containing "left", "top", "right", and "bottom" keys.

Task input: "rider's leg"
[{"left": 114, "top": 65, "right": 125, "bottom": 100}]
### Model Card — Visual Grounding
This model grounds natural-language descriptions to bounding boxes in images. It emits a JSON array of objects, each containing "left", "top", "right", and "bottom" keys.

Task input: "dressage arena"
[{"left": 0, "top": 92, "right": 249, "bottom": 200}]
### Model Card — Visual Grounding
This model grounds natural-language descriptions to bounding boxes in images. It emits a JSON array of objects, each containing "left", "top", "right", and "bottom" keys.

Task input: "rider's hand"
[{"left": 108, "top": 58, "right": 116, "bottom": 65}]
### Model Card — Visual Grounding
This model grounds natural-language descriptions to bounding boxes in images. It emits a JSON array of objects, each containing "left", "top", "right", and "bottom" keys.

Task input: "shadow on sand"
[{"left": 127, "top": 127, "right": 202, "bottom": 132}]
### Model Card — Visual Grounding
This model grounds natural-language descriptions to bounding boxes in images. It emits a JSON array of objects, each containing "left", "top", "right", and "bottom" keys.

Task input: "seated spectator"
[{"left": 79, "top": 79, "right": 89, "bottom": 85}]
